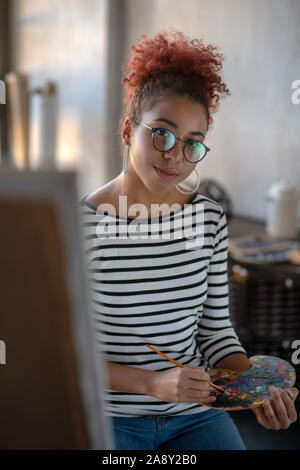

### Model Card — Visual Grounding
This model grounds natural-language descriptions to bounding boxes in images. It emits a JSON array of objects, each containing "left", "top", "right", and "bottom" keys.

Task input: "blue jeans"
[{"left": 111, "top": 408, "right": 246, "bottom": 450}]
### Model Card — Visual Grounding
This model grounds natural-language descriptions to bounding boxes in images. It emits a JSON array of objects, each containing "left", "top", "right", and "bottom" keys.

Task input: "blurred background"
[
  {"left": 0, "top": 0, "right": 299, "bottom": 220},
  {"left": 1, "top": 0, "right": 300, "bottom": 450}
]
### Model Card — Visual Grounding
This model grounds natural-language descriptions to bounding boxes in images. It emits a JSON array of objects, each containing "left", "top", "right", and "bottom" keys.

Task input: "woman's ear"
[{"left": 121, "top": 116, "right": 132, "bottom": 146}]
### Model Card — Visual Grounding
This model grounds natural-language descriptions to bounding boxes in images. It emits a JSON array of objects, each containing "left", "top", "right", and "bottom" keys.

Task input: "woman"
[{"left": 79, "top": 30, "right": 298, "bottom": 450}]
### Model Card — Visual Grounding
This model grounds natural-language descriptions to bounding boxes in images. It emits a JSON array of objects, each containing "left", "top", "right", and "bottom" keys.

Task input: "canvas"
[{"left": 0, "top": 169, "right": 112, "bottom": 450}]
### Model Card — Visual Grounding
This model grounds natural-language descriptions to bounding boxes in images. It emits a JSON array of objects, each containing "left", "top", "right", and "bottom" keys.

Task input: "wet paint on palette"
[{"left": 205, "top": 355, "right": 296, "bottom": 411}]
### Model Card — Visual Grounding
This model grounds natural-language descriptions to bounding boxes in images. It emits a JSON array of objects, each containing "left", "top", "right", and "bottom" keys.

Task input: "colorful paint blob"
[{"left": 206, "top": 355, "right": 296, "bottom": 411}]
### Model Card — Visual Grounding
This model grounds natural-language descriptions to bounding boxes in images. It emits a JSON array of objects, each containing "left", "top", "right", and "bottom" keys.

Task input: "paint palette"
[{"left": 206, "top": 355, "right": 296, "bottom": 411}]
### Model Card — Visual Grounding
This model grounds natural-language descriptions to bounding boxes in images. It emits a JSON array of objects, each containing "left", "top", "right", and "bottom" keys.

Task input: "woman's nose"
[{"left": 164, "top": 140, "right": 183, "bottom": 162}]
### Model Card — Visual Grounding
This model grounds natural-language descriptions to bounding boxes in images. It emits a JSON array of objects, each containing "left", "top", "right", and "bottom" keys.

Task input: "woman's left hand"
[{"left": 252, "top": 386, "right": 298, "bottom": 430}]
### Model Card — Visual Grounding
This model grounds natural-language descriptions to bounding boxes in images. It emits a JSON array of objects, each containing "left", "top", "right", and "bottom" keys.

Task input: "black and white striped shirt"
[{"left": 79, "top": 191, "right": 247, "bottom": 417}]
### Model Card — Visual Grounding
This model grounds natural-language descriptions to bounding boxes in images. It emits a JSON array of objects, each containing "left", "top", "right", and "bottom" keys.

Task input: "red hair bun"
[{"left": 121, "top": 29, "right": 230, "bottom": 122}]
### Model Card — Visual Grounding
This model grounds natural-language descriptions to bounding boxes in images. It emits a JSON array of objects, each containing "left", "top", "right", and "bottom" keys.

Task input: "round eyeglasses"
[{"left": 134, "top": 118, "right": 210, "bottom": 163}]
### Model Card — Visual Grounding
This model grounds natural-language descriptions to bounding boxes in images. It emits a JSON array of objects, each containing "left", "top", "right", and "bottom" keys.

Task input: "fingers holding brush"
[
  {"left": 147, "top": 345, "right": 227, "bottom": 395},
  {"left": 150, "top": 365, "right": 216, "bottom": 405},
  {"left": 183, "top": 365, "right": 217, "bottom": 404}
]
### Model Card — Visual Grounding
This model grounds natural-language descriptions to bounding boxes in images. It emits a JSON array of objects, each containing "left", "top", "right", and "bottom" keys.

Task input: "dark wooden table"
[{"left": 228, "top": 215, "right": 300, "bottom": 279}]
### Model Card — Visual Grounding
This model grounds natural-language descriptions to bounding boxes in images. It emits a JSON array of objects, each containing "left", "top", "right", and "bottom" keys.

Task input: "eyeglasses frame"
[{"left": 133, "top": 118, "right": 210, "bottom": 163}]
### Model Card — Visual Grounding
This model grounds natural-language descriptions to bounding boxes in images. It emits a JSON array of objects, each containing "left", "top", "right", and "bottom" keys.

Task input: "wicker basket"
[{"left": 228, "top": 261, "right": 300, "bottom": 402}]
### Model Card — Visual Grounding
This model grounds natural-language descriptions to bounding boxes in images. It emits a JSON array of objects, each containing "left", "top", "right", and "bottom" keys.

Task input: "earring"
[
  {"left": 122, "top": 144, "right": 130, "bottom": 174},
  {"left": 175, "top": 168, "right": 200, "bottom": 194}
]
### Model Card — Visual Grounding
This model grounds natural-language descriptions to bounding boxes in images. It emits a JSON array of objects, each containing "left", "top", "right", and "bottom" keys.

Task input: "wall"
[
  {"left": 124, "top": 0, "right": 300, "bottom": 220},
  {"left": 9, "top": 0, "right": 300, "bottom": 220}
]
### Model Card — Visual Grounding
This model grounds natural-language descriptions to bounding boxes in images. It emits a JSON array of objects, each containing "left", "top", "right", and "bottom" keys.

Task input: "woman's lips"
[{"left": 154, "top": 166, "right": 178, "bottom": 181}]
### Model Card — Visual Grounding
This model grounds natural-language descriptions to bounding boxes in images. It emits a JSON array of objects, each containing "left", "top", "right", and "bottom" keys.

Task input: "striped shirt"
[{"left": 78, "top": 191, "right": 247, "bottom": 417}]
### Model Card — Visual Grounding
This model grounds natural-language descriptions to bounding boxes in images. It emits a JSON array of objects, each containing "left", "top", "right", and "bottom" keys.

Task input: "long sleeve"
[{"left": 197, "top": 207, "right": 247, "bottom": 368}]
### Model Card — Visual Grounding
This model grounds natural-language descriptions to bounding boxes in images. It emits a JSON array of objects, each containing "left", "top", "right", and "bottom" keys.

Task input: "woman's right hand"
[{"left": 150, "top": 365, "right": 216, "bottom": 405}]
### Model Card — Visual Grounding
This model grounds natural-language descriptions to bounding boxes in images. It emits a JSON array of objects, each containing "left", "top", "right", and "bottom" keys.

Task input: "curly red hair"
[{"left": 120, "top": 29, "right": 230, "bottom": 128}]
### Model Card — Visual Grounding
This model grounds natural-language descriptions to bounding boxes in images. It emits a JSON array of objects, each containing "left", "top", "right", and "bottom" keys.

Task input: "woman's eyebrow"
[{"left": 152, "top": 117, "right": 205, "bottom": 137}]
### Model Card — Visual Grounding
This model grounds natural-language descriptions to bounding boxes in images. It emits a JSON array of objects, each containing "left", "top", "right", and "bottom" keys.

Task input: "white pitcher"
[{"left": 265, "top": 181, "right": 300, "bottom": 239}]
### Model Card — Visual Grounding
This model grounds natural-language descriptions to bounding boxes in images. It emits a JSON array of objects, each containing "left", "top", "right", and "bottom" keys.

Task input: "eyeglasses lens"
[
  {"left": 184, "top": 141, "right": 206, "bottom": 162},
  {"left": 153, "top": 128, "right": 206, "bottom": 162},
  {"left": 153, "top": 129, "right": 175, "bottom": 152}
]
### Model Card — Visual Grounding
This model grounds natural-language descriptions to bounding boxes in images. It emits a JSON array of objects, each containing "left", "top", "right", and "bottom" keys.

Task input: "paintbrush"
[{"left": 146, "top": 344, "right": 230, "bottom": 396}]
